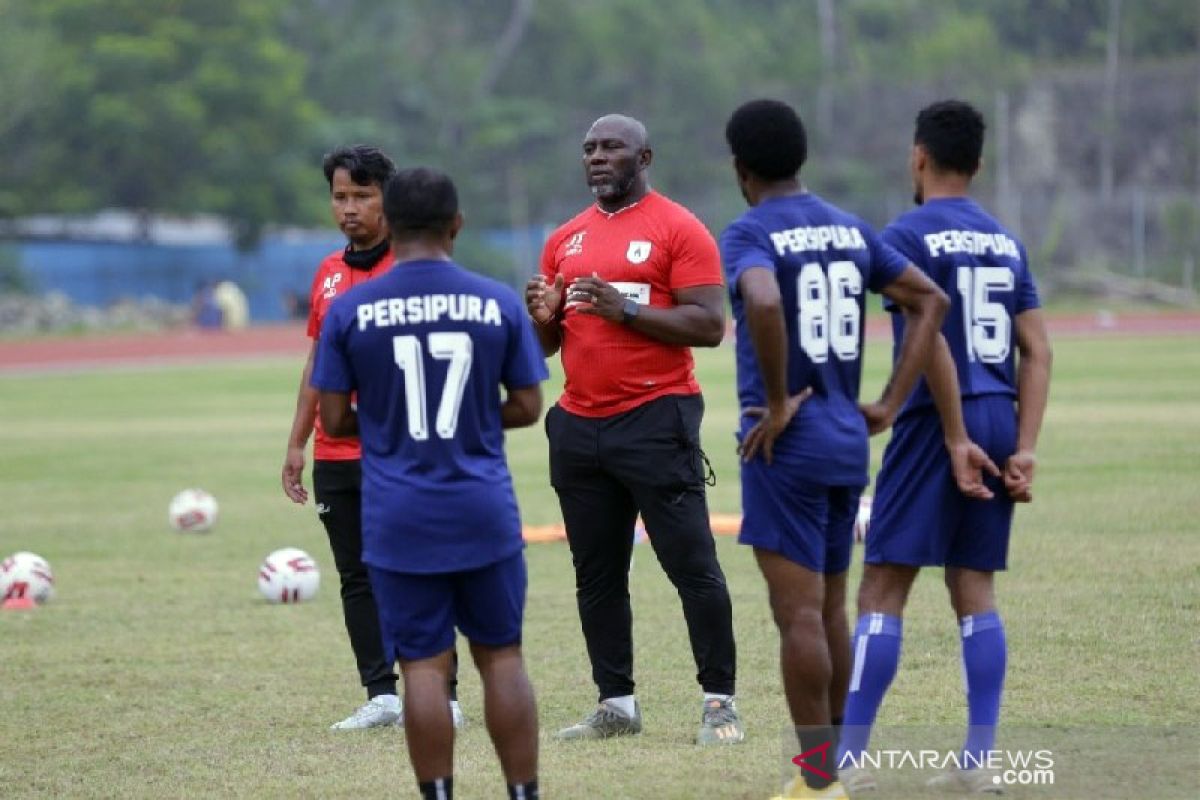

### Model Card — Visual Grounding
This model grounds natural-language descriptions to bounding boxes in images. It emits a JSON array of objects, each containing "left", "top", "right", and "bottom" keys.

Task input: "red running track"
[{"left": 1, "top": 312, "right": 1197, "bottom": 375}]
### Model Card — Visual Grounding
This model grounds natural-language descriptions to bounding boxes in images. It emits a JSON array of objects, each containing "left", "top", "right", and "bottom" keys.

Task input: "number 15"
[{"left": 956, "top": 265, "right": 1013, "bottom": 363}]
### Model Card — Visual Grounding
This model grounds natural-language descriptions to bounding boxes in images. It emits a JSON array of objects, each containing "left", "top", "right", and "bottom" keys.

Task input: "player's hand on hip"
[
  {"left": 739, "top": 388, "right": 814, "bottom": 465},
  {"left": 569, "top": 273, "right": 623, "bottom": 322},
  {"left": 1003, "top": 449, "right": 1036, "bottom": 502},
  {"left": 947, "top": 438, "right": 1000, "bottom": 500},
  {"left": 859, "top": 400, "right": 898, "bottom": 436},
  {"left": 282, "top": 446, "right": 308, "bottom": 504},
  {"left": 526, "top": 274, "right": 564, "bottom": 324}
]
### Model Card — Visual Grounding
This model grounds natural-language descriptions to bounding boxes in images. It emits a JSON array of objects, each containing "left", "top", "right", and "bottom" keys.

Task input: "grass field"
[{"left": 1, "top": 332, "right": 1198, "bottom": 798}]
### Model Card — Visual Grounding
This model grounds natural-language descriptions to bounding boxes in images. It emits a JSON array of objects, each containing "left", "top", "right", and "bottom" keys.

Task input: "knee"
[
  {"left": 856, "top": 567, "right": 914, "bottom": 616},
  {"left": 945, "top": 570, "right": 996, "bottom": 618},
  {"left": 771, "top": 599, "right": 824, "bottom": 639}
]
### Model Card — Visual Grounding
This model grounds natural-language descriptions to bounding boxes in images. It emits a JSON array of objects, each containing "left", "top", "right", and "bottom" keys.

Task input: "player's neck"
[
  {"left": 754, "top": 178, "right": 804, "bottom": 205},
  {"left": 347, "top": 233, "right": 388, "bottom": 252},
  {"left": 596, "top": 181, "right": 650, "bottom": 215},
  {"left": 391, "top": 239, "right": 453, "bottom": 264},
  {"left": 920, "top": 174, "right": 973, "bottom": 202}
]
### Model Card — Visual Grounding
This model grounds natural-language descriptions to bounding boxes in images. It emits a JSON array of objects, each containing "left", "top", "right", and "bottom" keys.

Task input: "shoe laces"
[
  {"left": 584, "top": 703, "right": 629, "bottom": 727},
  {"left": 701, "top": 699, "right": 739, "bottom": 727},
  {"left": 348, "top": 697, "right": 389, "bottom": 721}
]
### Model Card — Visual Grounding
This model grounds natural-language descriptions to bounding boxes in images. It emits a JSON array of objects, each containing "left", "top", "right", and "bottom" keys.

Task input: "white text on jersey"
[
  {"left": 924, "top": 230, "right": 1019, "bottom": 259},
  {"left": 357, "top": 294, "right": 502, "bottom": 331},
  {"left": 770, "top": 225, "right": 867, "bottom": 256}
]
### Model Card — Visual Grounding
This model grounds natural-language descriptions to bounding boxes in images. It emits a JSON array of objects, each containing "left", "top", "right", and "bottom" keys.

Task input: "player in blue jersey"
[
  {"left": 838, "top": 100, "right": 1053, "bottom": 795},
  {"left": 312, "top": 167, "right": 548, "bottom": 800},
  {"left": 721, "top": 99, "right": 952, "bottom": 800}
]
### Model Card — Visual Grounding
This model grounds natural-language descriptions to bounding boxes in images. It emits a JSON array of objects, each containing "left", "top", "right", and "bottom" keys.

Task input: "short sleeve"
[
  {"left": 539, "top": 230, "right": 562, "bottom": 281},
  {"left": 1015, "top": 244, "right": 1042, "bottom": 314},
  {"left": 865, "top": 223, "right": 910, "bottom": 294},
  {"left": 719, "top": 218, "right": 776, "bottom": 300},
  {"left": 305, "top": 264, "right": 325, "bottom": 339},
  {"left": 668, "top": 212, "right": 723, "bottom": 290},
  {"left": 310, "top": 300, "right": 355, "bottom": 393},
  {"left": 503, "top": 291, "right": 551, "bottom": 389}
]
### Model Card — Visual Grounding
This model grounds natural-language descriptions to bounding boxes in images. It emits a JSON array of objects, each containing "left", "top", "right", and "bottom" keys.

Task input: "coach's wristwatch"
[{"left": 621, "top": 298, "right": 640, "bottom": 325}]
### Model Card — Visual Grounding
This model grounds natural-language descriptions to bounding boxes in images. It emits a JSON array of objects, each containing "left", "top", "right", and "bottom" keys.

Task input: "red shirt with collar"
[
  {"left": 539, "top": 191, "right": 722, "bottom": 417},
  {"left": 306, "top": 248, "right": 393, "bottom": 460}
]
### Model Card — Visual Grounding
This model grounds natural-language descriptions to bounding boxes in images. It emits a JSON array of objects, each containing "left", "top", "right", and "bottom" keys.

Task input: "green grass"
[{"left": 1, "top": 334, "right": 1198, "bottom": 798}]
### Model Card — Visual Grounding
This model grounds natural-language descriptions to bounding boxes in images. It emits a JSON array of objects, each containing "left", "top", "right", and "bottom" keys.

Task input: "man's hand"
[
  {"left": 1003, "top": 449, "right": 1037, "bottom": 502},
  {"left": 859, "top": 400, "right": 898, "bottom": 436},
  {"left": 282, "top": 445, "right": 308, "bottom": 504},
  {"left": 526, "top": 273, "right": 564, "bottom": 324},
  {"left": 568, "top": 273, "right": 626, "bottom": 323},
  {"left": 948, "top": 438, "right": 1001, "bottom": 500},
  {"left": 738, "top": 388, "right": 814, "bottom": 465}
]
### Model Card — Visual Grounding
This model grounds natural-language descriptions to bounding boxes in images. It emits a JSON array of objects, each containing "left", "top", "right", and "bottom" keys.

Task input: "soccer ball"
[
  {"left": 257, "top": 548, "right": 320, "bottom": 604},
  {"left": 854, "top": 495, "right": 873, "bottom": 543},
  {"left": 168, "top": 489, "right": 219, "bottom": 533},
  {"left": 1, "top": 551, "right": 55, "bottom": 605}
]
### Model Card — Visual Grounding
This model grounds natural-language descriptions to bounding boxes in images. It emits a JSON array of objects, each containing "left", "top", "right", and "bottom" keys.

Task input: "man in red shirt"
[
  {"left": 282, "top": 145, "right": 463, "bottom": 730},
  {"left": 526, "top": 114, "right": 742, "bottom": 746}
]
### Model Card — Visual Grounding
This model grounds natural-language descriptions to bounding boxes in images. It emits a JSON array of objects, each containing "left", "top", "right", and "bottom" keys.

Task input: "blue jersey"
[
  {"left": 721, "top": 193, "right": 909, "bottom": 485},
  {"left": 882, "top": 197, "right": 1040, "bottom": 418},
  {"left": 311, "top": 259, "right": 549, "bottom": 574}
]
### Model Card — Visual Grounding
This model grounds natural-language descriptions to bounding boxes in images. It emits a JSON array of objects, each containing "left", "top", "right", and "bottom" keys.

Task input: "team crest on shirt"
[
  {"left": 564, "top": 231, "right": 586, "bottom": 256},
  {"left": 626, "top": 240, "right": 652, "bottom": 264},
  {"left": 322, "top": 272, "right": 343, "bottom": 299}
]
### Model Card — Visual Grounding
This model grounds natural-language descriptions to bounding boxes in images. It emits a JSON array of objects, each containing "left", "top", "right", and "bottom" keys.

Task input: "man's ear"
[
  {"left": 911, "top": 143, "right": 927, "bottom": 174},
  {"left": 449, "top": 211, "right": 465, "bottom": 240},
  {"left": 732, "top": 156, "right": 748, "bottom": 183},
  {"left": 638, "top": 146, "right": 653, "bottom": 171}
]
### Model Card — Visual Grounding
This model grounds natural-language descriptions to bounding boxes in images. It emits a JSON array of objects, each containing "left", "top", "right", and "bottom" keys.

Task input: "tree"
[{"left": 3, "top": 0, "right": 322, "bottom": 245}]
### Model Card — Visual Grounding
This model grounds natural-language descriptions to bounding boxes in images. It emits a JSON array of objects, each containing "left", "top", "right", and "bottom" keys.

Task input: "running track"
[{"left": 1, "top": 312, "right": 1197, "bottom": 375}]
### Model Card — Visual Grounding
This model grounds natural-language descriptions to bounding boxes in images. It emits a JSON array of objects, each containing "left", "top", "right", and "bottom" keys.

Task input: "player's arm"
[
  {"left": 736, "top": 267, "right": 812, "bottom": 464},
  {"left": 569, "top": 277, "right": 725, "bottom": 347},
  {"left": 1005, "top": 307, "right": 1052, "bottom": 501},
  {"left": 501, "top": 384, "right": 543, "bottom": 429},
  {"left": 281, "top": 340, "right": 319, "bottom": 503},
  {"left": 525, "top": 274, "right": 565, "bottom": 356},
  {"left": 318, "top": 390, "right": 358, "bottom": 438},
  {"left": 925, "top": 333, "right": 1000, "bottom": 499},
  {"left": 867, "top": 265, "right": 950, "bottom": 434}
]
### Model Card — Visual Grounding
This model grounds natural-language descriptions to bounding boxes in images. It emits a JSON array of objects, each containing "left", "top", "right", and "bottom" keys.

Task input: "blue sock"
[
  {"left": 837, "top": 613, "right": 903, "bottom": 766},
  {"left": 960, "top": 611, "right": 1006, "bottom": 767}
]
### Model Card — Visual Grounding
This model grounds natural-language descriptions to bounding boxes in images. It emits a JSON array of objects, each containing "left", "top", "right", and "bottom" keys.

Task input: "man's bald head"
[{"left": 586, "top": 114, "right": 649, "bottom": 151}]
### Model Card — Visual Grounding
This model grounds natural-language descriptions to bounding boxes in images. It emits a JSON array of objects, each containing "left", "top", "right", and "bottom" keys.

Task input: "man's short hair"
[
  {"left": 915, "top": 100, "right": 985, "bottom": 176},
  {"left": 384, "top": 167, "right": 459, "bottom": 237},
  {"left": 725, "top": 99, "right": 808, "bottom": 181},
  {"left": 322, "top": 145, "right": 396, "bottom": 189}
]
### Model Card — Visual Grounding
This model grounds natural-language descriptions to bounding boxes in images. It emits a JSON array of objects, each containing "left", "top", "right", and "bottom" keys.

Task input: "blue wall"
[
  {"left": 12, "top": 237, "right": 346, "bottom": 322},
  {"left": 8, "top": 227, "right": 547, "bottom": 323}
]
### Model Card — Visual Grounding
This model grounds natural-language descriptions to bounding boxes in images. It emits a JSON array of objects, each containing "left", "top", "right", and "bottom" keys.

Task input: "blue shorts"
[
  {"left": 867, "top": 396, "right": 1017, "bottom": 571},
  {"left": 368, "top": 553, "right": 526, "bottom": 662},
  {"left": 738, "top": 460, "right": 860, "bottom": 574}
]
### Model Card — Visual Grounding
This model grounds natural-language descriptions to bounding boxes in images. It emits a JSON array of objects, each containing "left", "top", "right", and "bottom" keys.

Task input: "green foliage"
[
  {"left": 5, "top": 0, "right": 320, "bottom": 244},
  {"left": 0, "top": 0, "right": 1196, "bottom": 237},
  {"left": 0, "top": 245, "right": 28, "bottom": 293}
]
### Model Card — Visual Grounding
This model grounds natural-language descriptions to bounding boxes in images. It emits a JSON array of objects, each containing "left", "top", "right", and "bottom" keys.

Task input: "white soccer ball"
[
  {"left": 854, "top": 495, "right": 873, "bottom": 543},
  {"left": 168, "top": 489, "right": 219, "bottom": 533},
  {"left": 1, "top": 551, "right": 55, "bottom": 605},
  {"left": 257, "top": 548, "right": 320, "bottom": 604}
]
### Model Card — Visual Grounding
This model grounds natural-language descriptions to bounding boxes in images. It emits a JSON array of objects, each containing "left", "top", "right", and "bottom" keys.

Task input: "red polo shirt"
[
  {"left": 306, "top": 248, "right": 393, "bottom": 460},
  {"left": 540, "top": 191, "right": 722, "bottom": 417}
]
